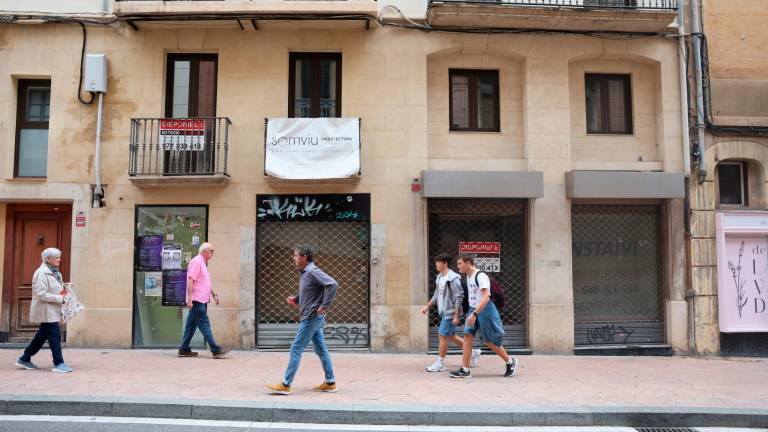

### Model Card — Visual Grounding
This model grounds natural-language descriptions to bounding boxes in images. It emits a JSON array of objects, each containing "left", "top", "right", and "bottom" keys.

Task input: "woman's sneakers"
[
  {"left": 15, "top": 358, "right": 38, "bottom": 370},
  {"left": 52, "top": 362, "right": 73, "bottom": 373},
  {"left": 504, "top": 358, "right": 518, "bottom": 377},
  {"left": 15, "top": 357, "right": 72, "bottom": 373}
]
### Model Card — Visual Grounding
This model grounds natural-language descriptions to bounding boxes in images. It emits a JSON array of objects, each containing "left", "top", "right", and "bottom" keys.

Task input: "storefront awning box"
[
  {"left": 421, "top": 170, "right": 543, "bottom": 198},
  {"left": 566, "top": 171, "right": 685, "bottom": 199}
]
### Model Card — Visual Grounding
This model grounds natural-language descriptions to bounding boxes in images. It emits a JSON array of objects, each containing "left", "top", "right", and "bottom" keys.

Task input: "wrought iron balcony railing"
[
  {"left": 128, "top": 117, "right": 231, "bottom": 178},
  {"left": 432, "top": 0, "right": 677, "bottom": 10}
]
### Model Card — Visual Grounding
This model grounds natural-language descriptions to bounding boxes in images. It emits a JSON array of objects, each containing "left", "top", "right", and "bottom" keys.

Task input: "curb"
[{"left": 1, "top": 395, "right": 767, "bottom": 427}]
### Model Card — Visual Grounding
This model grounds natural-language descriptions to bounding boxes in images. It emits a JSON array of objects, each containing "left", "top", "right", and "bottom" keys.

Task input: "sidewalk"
[{"left": 0, "top": 349, "right": 767, "bottom": 426}]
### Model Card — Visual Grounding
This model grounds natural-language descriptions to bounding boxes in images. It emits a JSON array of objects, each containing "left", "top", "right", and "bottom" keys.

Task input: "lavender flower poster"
[
  {"left": 719, "top": 236, "right": 768, "bottom": 332},
  {"left": 162, "top": 270, "right": 187, "bottom": 306}
]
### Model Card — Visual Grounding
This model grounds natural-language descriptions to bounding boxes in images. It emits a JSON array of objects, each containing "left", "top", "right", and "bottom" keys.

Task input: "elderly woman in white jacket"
[{"left": 15, "top": 247, "right": 73, "bottom": 373}]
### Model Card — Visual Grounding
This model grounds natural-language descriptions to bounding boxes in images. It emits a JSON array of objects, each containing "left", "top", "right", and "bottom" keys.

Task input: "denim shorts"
[
  {"left": 463, "top": 304, "right": 505, "bottom": 346},
  {"left": 438, "top": 314, "right": 457, "bottom": 337}
]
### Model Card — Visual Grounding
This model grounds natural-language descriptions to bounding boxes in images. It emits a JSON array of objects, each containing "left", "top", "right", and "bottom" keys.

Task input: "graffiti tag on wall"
[{"left": 256, "top": 194, "right": 371, "bottom": 222}]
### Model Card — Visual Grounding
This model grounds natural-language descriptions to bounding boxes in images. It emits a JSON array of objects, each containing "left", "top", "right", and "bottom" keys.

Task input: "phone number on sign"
[{"left": 474, "top": 257, "right": 500, "bottom": 272}]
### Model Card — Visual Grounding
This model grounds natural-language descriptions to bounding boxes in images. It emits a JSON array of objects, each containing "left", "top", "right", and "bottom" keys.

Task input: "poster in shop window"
[
  {"left": 162, "top": 243, "right": 183, "bottom": 270},
  {"left": 162, "top": 270, "right": 187, "bottom": 306},
  {"left": 144, "top": 272, "right": 162, "bottom": 297},
  {"left": 459, "top": 242, "right": 501, "bottom": 272},
  {"left": 137, "top": 235, "right": 163, "bottom": 271}
]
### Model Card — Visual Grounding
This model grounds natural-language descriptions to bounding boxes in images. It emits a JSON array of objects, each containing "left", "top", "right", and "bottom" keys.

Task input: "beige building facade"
[
  {"left": 0, "top": 0, "right": 689, "bottom": 354},
  {"left": 688, "top": 0, "right": 768, "bottom": 356}
]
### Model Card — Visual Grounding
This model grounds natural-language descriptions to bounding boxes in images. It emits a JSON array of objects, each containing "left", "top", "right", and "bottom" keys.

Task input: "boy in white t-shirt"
[
  {"left": 421, "top": 253, "right": 481, "bottom": 372},
  {"left": 449, "top": 255, "right": 518, "bottom": 378}
]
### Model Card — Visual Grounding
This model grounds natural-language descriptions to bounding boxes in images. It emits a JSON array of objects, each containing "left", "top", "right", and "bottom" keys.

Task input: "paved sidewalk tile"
[{"left": 1, "top": 349, "right": 767, "bottom": 410}]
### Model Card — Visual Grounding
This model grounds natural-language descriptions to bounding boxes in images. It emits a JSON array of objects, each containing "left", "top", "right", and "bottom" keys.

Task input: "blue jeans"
[
  {"left": 180, "top": 301, "right": 221, "bottom": 353},
  {"left": 21, "top": 322, "right": 64, "bottom": 366},
  {"left": 283, "top": 314, "right": 335, "bottom": 386}
]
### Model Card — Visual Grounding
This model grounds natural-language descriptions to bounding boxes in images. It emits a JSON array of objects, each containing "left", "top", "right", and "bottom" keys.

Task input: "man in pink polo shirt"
[{"left": 178, "top": 242, "right": 230, "bottom": 359}]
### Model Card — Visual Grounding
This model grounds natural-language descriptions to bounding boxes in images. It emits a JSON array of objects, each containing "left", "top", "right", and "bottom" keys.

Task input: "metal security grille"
[
  {"left": 572, "top": 205, "right": 664, "bottom": 346},
  {"left": 427, "top": 199, "right": 527, "bottom": 350},
  {"left": 256, "top": 221, "right": 370, "bottom": 349}
]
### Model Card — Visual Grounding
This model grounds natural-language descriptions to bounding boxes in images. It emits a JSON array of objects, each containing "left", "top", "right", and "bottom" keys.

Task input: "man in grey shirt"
[{"left": 267, "top": 245, "right": 339, "bottom": 395}]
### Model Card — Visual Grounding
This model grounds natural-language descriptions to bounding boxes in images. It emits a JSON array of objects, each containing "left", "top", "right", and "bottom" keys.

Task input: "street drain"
[{"left": 636, "top": 429, "right": 697, "bottom": 432}]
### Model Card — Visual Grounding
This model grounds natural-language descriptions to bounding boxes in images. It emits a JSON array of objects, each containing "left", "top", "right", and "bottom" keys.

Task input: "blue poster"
[
  {"left": 162, "top": 270, "right": 187, "bottom": 306},
  {"left": 137, "top": 235, "right": 163, "bottom": 271}
]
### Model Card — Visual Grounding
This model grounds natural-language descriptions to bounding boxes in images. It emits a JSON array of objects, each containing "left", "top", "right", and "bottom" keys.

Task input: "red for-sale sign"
[
  {"left": 160, "top": 119, "right": 205, "bottom": 151},
  {"left": 459, "top": 242, "right": 501, "bottom": 254},
  {"left": 459, "top": 242, "right": 501, "bottom": 272}
]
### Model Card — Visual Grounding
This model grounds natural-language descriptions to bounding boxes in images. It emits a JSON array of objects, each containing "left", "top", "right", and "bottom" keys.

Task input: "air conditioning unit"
[{"left": 583, "top": 0, "right": 638, "bottom": 8}]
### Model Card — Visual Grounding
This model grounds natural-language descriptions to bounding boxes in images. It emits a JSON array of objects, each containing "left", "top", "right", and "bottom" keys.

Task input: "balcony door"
[
  {"left": 164, "top": 54, "right": 218, "bottom": 175},
  {"left": 288, "top": 53, "right": 341, "bottom": 118}
]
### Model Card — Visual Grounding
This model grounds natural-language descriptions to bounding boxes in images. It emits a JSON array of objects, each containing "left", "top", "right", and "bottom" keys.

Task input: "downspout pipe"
[
  {"left": 93, "top": 92, "right": 104, "bottom": 208},
  {"left": 691, "top": 0, "right": 707, "bottom": 184},
  {"left": 678, "top": 1, "right": 690, "bottom": 177},
  {"left": 678, "top": 1, "right": 696, "bottom": 355}
]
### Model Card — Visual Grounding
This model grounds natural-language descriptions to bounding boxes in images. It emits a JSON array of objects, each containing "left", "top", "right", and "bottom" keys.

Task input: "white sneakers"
[
  {"left": 426, "top": 349, "right": 481, "bottom": 373},
  {"left": 426, "top": 359, "right": 446, "bottom": 372},
  {"left": 470, "top": 348, "right": 481, "bottom": 368}
]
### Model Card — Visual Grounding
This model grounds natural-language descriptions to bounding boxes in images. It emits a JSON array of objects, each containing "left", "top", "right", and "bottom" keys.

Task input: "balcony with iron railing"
[
  {"left": 128, "top": 117, "right": 231, "bottom": 187},
  {"left": 295, "top": 98, "right": 336, "bottom": 119},
  {"left": 427, "top": 0, "right": 679, "bottom": 32}
]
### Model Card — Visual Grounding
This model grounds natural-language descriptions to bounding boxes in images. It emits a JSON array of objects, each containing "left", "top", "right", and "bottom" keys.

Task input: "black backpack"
[
  {"left": 461, "top": 271, "right": 505, "bottom": 312},
  {"left": 459, "top": 274, "right": 470, "bottom": 314}
]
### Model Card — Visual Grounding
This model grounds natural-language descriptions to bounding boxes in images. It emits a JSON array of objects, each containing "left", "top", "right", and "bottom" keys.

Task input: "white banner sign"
[{"left": 265, "top": 118, "right": 360, "bottom": 180}]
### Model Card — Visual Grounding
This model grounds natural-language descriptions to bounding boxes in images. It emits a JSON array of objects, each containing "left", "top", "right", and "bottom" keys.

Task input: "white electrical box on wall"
[{"left": 85, "top": 54, "right": 108, "bottom": 93}]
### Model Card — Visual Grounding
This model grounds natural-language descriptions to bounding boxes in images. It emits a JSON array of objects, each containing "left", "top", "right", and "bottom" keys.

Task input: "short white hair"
[
  {"left": 41, "top": 247, "right": 62, "bottom": 263},
  {"left": 199, "top": 242, "right": 213, "bottom": 254}
]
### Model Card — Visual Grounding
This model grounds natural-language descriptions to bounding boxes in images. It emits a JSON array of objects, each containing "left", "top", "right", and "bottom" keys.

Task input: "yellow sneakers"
[
  {"left": 266, "top": 382, "right": 291, "bottom": 395},
  {"left": 313, "top": 382, "right": 338, "bottom": 393}
]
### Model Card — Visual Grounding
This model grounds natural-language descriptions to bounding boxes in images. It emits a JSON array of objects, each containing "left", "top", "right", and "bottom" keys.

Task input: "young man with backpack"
[
  {"left": 449, "top": 254, "right": 518, "bottom": 378},
  {"left": 421, "top": 253, "right": 481, "bottom": 372}
]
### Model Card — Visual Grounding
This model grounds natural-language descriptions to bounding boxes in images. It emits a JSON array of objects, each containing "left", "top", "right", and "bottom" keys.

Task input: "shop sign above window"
[{"left": 264, "top": 117, "right": 361, "bottom": 180}]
